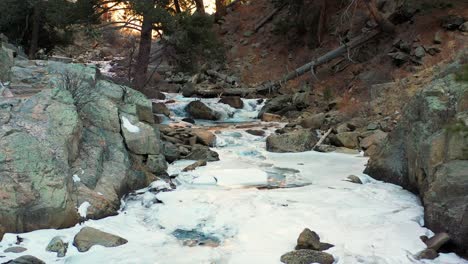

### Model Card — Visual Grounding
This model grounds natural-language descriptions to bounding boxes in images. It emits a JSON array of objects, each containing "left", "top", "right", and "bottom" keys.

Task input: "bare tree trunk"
[
  {"left": 215, "top": 0, "right": 226, "bottom": 21},
  {"left": 193, "top": 0, "right": 205, "bottom": 14},
  {"left": 29, "top": 3, "right": 41, "bottom": 59},
  {"left": 133, "top": 13, "right": 153, "bottom": 90},
  {"left": 363, "top": 0, "right": 395, "bottom": 33},
  {"left": 317, "top": 0, "right": 327, "bottom": 45},
  {"left": 174, "top": 0, "right": 182, "bottom": 13}
]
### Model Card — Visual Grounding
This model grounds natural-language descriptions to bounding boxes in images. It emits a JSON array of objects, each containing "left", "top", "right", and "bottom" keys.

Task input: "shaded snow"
[{"left": 121, "top": 116, "right": 140, "bottom": 133}]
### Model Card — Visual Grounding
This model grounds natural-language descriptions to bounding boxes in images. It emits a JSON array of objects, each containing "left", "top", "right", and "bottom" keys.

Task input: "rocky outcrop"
[
  {"left": 185, "top": 101, "right": 220, "bottom": 120},
  {"left": 73, "top": 227, "right": 128, "bottom": 252},
  {"left": 266, "top": 129, "right": 318, "bottom": 153},
  {"left": 365, "top": 60, "right": 468, "bottom": 256},
  {"left": 0, "top": 62, "right": 163, "bottom": 235}
]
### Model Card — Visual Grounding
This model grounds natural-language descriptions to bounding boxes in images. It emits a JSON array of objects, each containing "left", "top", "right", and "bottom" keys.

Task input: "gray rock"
[
  {"left": 4, "top": 246, "right": 27, "bottom": 253},
  {"left": 330, "top": 132, "right": 360, "bottom": 149},
  {"left": 460, "top": 22, "right": 468, "bottom": 32},
  {"left": 4, "top": 255, "right": 45, "bottom": 264},
  {"left": 280, "top": 249, "right": 335, "bottom": 264},
  {"left": 152, "top": 102, "right": 171, "bottom": 117},
  {"left": 186, "top": 101, "right": 220, "bottom": 120},
  {"left": 258, "top": 95, "right": 292, "bottom": 118},
  {"left": 360, "top": 130, "right": 387, "bottom": 150},
  {"left": 146, "top": 154, "right": 168, "bottom": 175},
  {"left": 441, "top": 15, "right": 465, "bottom": 30},
  {"left": 246, "top": 129, "right": 265, "bottom": 136},
  {"left": 73, "top": 227, "right": 128, "bottom": 252},
  {"left": 185, "top": 145, "right": 219, "bottom": 162},
  {"left": 414, "top": 46, "right": 426, "bottom": 58},
  {"left": 433, "top": 31, "right": 443, "bottom": 44},
  {"left": 0, "top": 46, "right": 14, "bottom": 81},
  {"left": 219, "top": 96, "right": 244, "bottom": 109},
  {"left": 192, "top": 129, "right": 216, "bottom": 147},
  {"left": 266, "top": 130, "right": 318, "bottom": 153},
  {"left": 292, "top": 92, "right": 310, "bottom": 110},
  {"left": 46, "top": 236, "right": 68, "bottom": 257},
  {"left": 346, "top": 175, "right": 363, "bottom": 184},
  {"left": 295, "top": 228, "right": 321, "bottom": 250},
  {"left": 162, "top": 141, "right": 180, "bottom": 162},
  {"left": 299, "top": 113, "right": 325, "bottom": 130},
  {"left": 120, "top": 114, "right": 161, "bottom": 155}
]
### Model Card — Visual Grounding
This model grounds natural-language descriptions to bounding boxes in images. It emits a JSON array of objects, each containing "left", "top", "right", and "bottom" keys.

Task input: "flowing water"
[{"left": 0, "top": 94, "right": 466, "bottom": 264}]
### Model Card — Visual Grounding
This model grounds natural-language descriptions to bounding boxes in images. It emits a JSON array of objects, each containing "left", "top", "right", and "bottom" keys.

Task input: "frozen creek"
[{"left": 0, "top": 94, "right": 466, "bottom": 264}]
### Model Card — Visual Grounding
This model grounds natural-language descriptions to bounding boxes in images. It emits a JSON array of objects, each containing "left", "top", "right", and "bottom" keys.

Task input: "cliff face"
[{"left": 365, "top": 53, "right": 468, "bottom": 256}]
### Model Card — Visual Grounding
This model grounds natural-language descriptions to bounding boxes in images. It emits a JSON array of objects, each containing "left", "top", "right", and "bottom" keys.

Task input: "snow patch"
[
  {"left": 72, "top": 174, "right": 81, "bottom": 183},
  {"left": 78, "top": 202, "right": 91, "bottom": 218},
  {"left": 121, "top": 116, "right": 140, "bottom": 133}
]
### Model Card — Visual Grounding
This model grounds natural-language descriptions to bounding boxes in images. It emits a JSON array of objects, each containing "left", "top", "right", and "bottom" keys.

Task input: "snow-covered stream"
[{"left": 1, "top": 95, "right": 466, "bottom": 264}]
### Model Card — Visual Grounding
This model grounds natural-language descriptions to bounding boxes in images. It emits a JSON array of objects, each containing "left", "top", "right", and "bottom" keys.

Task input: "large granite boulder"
[
  {"left": 365, "top": 60, "right": 468, "bottom": 256},
  {"left": 266, "top": 129, "right": 318, "bottom": 153},
  {"left": 73, "top": 227, "right": 127, "bottom": 252},
  {"left": 280, "top": 249, "right": 334, "bottom": 264},
  {"left": 185, "top": 101, "right": 220, "bottom": 120},
  {"left": 0, "top": 62, "right": 163, "bottom": 235}
]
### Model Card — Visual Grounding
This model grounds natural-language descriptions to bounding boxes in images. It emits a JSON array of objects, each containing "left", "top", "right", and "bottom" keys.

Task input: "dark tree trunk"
[
  {"left": 194, "top": 0, "right": 205, "bottom": 14},
  {"left": 215, "top": 0, "right": 226, "bottom": 21},
  {"left": 29, "top": 3, "right": 41, "bottom": 59},
  {"left": 174, "top": 0, "right": 182, "bottom": 13},
  {"left": 133, "top": 13, "right": 153, "bottom": 90}
]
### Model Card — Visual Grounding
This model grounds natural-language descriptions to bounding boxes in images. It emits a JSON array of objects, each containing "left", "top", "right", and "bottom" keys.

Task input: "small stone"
[
  {"left": 295, "top": 228, "right": 321, "bottom": 250},
  {"left": 245, "top": 129, "right": 265, "bottom": 136},
  {"left": 182, "top": 117, "right": 195, "bottom": 124},
  {"left": 346, "top": 175, "right": 363, "bottom": 184},
  {"left": 460, "top": 21, "right": 468, "bottom": 32},
  {"left": 417, "top": 248, "right": 439, "bottom": 260},
  {"left": 367, "top": 123, "right": 379, "bottom": 130},
  {"left": 243, "top": 31, "right": 253, "bottom": 37},
  {"left": 414, "top": 46, "right": 426, "bottom": 58},
  {"left": 441, "top": 15, "right": 465, "bottom": 30},
  {"left": 73, "top": 227, "right": 128, "bottom": 252},
  {"left": 4, "top": 246, "right": 27, "bottom": 253},
  {"left": 46, "top": 236, "right": 68, "bottom": 257}
]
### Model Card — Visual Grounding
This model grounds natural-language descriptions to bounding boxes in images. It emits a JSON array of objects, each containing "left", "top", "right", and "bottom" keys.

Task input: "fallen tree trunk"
[
  {"left": 313, "top": 128, "right": 333, "bottom": 150},
  {"left": 206, "top": 70, "right": 239, "bottom": 86},
  {"left": 254, "top": 4, "right": 285, "bottom": 32},
  {"left": 256, "top": 28, "right": 381, "bottom": 93},
  {"left": 188, "top": 87, "right": 256, "bottom": 97}
]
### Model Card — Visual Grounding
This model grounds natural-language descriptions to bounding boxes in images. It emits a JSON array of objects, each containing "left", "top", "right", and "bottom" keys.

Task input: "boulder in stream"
[
  {"left": 266, "top": 130, "right": 318, "bottom": 153},
  {"left": 73, "top": 227, "right": 128, "bottom": 252},
  {"left": 4, "top": 255, "right": 45, "bottom": 264},
  {"left": 280, "top": 249, "right": 335, "bottom": 264},
  {"left": 185, "top": 101, "right": 220, "bottom": 120}
]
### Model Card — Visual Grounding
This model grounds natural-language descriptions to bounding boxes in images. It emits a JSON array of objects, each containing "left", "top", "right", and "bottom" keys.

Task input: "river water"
[{"left": 0, "top": 94, "right": 466, "bottom": 264}]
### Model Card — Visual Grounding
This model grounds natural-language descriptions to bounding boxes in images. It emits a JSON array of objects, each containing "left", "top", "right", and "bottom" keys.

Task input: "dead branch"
[
  {"left": 313, "top": 128, "right": 333, "bottom": 150},
  {"left": 254, "top": 4, "right": 285, "bottom": 32}
]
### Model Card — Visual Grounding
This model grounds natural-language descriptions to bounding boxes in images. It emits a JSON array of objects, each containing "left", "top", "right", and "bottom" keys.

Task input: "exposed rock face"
[
  {"left": 365, "top": 63, "right": 468, "bottom": 256},
  {"left": 0, "top": 62, "right": 163, "bottom": 234},
  {"left": 185, "top": 101, "right": 220, "bottom": 120},
  {"left": 73, "top": 227, "right": 128, "bottom": 252},
  {"left": 266, "top": 129, "right": 318, "bottom": 153},
  {"left": 280, "top": 249, "right": 334, "bottom": 264}
]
